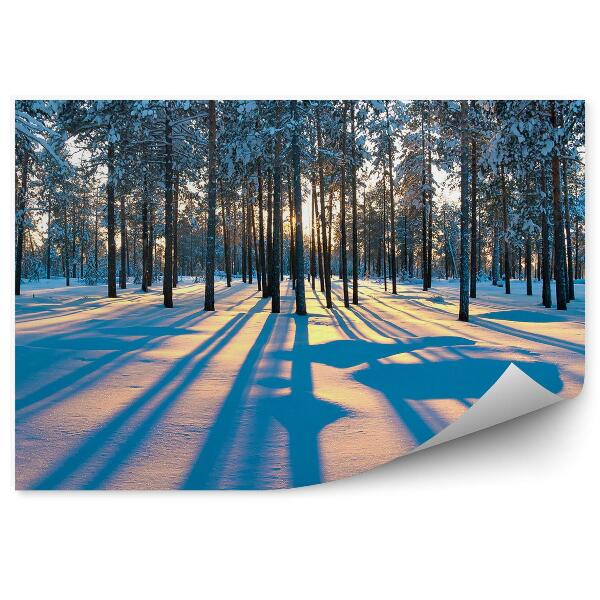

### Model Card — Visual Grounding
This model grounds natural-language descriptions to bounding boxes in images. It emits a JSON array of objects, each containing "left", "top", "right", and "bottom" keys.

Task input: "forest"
[
  {"left": 15, "top": 100, "right": 585, "bottom": 318},
  {"left": 15, "top": 99, "right": 586, "bottom": 489}
]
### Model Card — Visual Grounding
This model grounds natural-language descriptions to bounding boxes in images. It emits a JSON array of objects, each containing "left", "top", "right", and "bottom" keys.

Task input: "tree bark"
[
  {"left": 107, "top": 141, "right": 117, "bottom": 298},
  {"left": 350, "top": 101, "right": 359, "bottom": 304},
  {"left": 163, "top": 105, "right": 174, "bottom": 308},
  {"left": 458, "top": 100, "right": 470, "bottom": 322},
  {"left": 339, "top": 103, "right": 350, "bottom": 308},
  {"left": 385, "top": 101, "right": 397, "bottom": 294},
  {"left": 500, "top": 164, "right": 511, "bottom": 294},
  {"left": 271, "top": 102, "right": 282, "bottom": 313},
  {"left": 470, "top": 136, "right": 477, "bottom": 298},
  {"left": 119, "top": 186, "right": 127, "bottom": 289},
  {"left": 561, "top": 159, "right": 575, "bottom": 300},
  {"left": 540, "top": 165, "right": 552, "bottom": 308},
  {"left": 15, "top": 151, "right": 29, "bottom": 295},
  {"left": 550, "top": 101, "right": 567, "bottom": 310},
  {"left": 316, "top": 109, "right": 332, "bottom": 308},
  {"left": 257, "top": 159, "right": 268, "bottom": 297},
  {"left": 291, "top": 101, "right": 306, "bottom": 315},
  {"left": 204, "top": 100, "right": 217, "bottom": 311},
  {"left": 173, "top": 171, "right": 179, "bottom": 288},
  {"left": 141, "top": 172, "right": 149, "bottom": 292}
]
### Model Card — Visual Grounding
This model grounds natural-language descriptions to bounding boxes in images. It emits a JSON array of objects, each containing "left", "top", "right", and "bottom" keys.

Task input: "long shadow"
[
  {"left": 470, "top": 315, "right": 585, "bottom": 355},
  {"left": 268, "top": 315, "right": 350, "bottom": 488},
  {"left": 30, "top": 306, "right": 263, "bottom": 489},
  {"left": 182, "top": 311, "right": 278, "bottom": 489},
  {"left": 353, "top": 355, "right": 563, "bottom": 446},
  {"left": 16, "top": 315, "right": 212, "bottom": 418},
  {"left": 277, "top": 335, "right": 476, "bottom": 370},
  {"left": 16, "top": 284, "right": 249, "bottom": 418},
  {"left": 81, "top": 299, "right": 270, "bottom": 489},
  {"left": 477, "top": 309, "right": 569, "bottom": 324}
]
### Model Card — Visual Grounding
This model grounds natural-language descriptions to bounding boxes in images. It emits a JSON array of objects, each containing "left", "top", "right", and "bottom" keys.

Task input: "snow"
[{"left": 15, "top": 277, "right": 584, "bottom": 490}]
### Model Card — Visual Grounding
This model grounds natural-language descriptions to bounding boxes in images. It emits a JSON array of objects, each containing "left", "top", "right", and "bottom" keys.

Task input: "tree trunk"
[
  {"left": 266, "top": 167, "right": 273, "bottom": 295},
  {"left": 316, "top": 109, "right": 332, "bottom": 308},
  {"left": 64, "top": 194, "right": 70, "bottom": 287},
  {"left": 470, "top": 136, "right": 477, "bottom": 298},
  {"left": 204, "top": 100, "right": 217, "bottom": 311},
  {"left": 246, "top": 179, "right": 253, "bottom": 285},
  {"left": 291, "top": 101, "right": 306, "bottom": 315},
  {"left": 119, "top": 187, "right": 127, "bottom": 289},
  {"left": 15, "top": 151, "right": 29, "bottom": 295},
  {"left": 350, "top": 101, "right": 359, "bottom": 304},
  {"left": 421, "top": 107, "right": 427, "bottom": 290},
  {"left": 163, "top": 106, "right": 174, "bottom": 308},
  {"left": 525, "top": 234, "right": 533, "bottom": 295},
  {"left": 173, "top": 171, "right": 179, "bottom": 288},
  {"left": 385, "top": 101, "right": 397, "bottom": 294},
  {"left": 500, "top": 164, "right": 511, "bottom": 294},
  {"left": 141, "top": 173, "right": 149, "bottom": 292},
  {"left": 550, "top": 101, "right": 567, "bottom": 310},
  {"left": 561, "top": 159, "right": 575, "bottom": 300},
  {"left": 458, "top": 100, "right": 470, "bottom": 322},
  {"left": 107, "top": 141, "right": 117, "bottom": 298},
  {"left": 221, "top": 182, "right": 232, "bottom": 287},
  {"left": 46, "top": 194, "right": 52, "bottom": 279},
  {"left": 257, "top": 159, "right": 268, "bottom": 297},
  {"left": 287, "top": 165, "right": 296, "bottom": 286},
  {"left": 339, "top": 103, "right": 350, "bottom": 308},
  {"left": 241, "top": 184, "right": 247, "bottom": 283},
  {"left": 540, "top": 165, "right": 552, "bottom": 308},
  {"left": 271, "top": 103, "right": 282, "bottom": 313}
]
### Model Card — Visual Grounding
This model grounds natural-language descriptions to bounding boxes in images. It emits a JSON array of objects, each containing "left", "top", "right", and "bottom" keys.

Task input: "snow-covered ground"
[{"left": 15, "top": 276, "right": 585, "bottom": 489}]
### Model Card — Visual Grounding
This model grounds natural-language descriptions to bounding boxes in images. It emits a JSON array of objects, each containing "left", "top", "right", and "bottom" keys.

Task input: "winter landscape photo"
[{"left": 14, "top": 99, "right": 585, "bottom": 490}]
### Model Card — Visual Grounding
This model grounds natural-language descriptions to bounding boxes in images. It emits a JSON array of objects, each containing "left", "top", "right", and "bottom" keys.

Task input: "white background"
[{"left": 1, "top": 1, "right": 598, "bottom": 598}]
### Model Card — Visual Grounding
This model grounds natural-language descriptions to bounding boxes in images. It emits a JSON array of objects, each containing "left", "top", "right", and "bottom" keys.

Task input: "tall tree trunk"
[
  {"left": 540, "top": 165, "right": 552, "bottom": 308},
  {"left": 458, "top": 100, "right": 470, "bottom": 322},
  {"left": 173, "top": 171, "right": 179, "bottom": 288},
  {"left": 500, "top": 164, "right": 511, "bottom": 294},
  {"left": 350, "top": 101, "right": 359, "bottom": 304},
  {"left": 257, "top": 159, "right": 268, "bottom": 297},
  {"left": 64, "top": 194, "right": 70, "bottom": 287},
  {"left": 287, "top": 165, "right": 295, "bottom": 286},
  {"left": 246, "top": 179, "right": 253, "bottom": 284},
  {"left": 241, "top": 184, "right": 247, "bottom": 282},
  {"left": 525, "top": 234, "right": 533, "bottom": 295},
  {"left": 339, "top": 103, "right": 350, "bottom": 308},
  {"left": 470, "top": 136, "right": 477, "bottom": 298},
  {"left": 163, "top": 106, "right": 174, "bottom": 308},
  {"left": 309, "top": 172, "right": 317, "bottom": 291},
  {"left": 561, "top": 159, "right": 575, "bottom": 300},
  {"left": 15, "top": 151, "right": 29, "bottom": 295},
  {"left": 204, "top": 100, "right": 217, "bottom": 311},
  {"left": 550, "top": 101, "right": 567, "bottom": 310},
  {"left": 107, "top": 141, "right": 117, "bottom": 298},
  {"left": 382, "top": 176, "right": 387, "bottom": 292},
  {"left": 385, "top": 101, "right": 397, "bottom": 294},
  {"left": 421, "top": 107, "right": 427, "bottom": 290},
  {"left": 271, "top": 103, "right": 282, "bottom": 313},
  {"left": 266, "top": 168, "right": 273, "bottom": 295},
  {"left": 119, "top": 188, "right": 127, "bottom": 289},
  {"left": 427, "top": 136, "right": 433, "bottom": 288},
  {"left": 291, "top": 101, "right": 306, "bottom": 315},
  {"left": 141, "top": 173, "right": 149, "bottom": 292},
  {"left": 221, "top": 181, "right": 232, "bottom": 288},
  {"left": 251, "top": 202, "right": 261, "bottom": 291},
  {"left": 46, "top": 194, "right": 52, "bottom": 279},
  {"left": 316, "top": 109, "right": 332, "bottom": 308}
]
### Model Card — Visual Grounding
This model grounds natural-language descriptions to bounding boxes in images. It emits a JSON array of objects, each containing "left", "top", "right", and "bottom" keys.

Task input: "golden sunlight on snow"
[{"left": 15, "top": 278, "right": 584, "bottom": 490}]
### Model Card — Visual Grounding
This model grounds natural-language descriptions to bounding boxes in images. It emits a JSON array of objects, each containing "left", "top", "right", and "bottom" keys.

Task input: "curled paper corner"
[{"left": 412, "top": 363, "right": 562, "bottom": 453}]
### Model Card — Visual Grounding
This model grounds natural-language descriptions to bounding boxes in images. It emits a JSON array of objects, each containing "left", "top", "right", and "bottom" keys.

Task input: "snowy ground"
[{"left": 15, "top": 276, "right": 585, "bottom": 490}]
